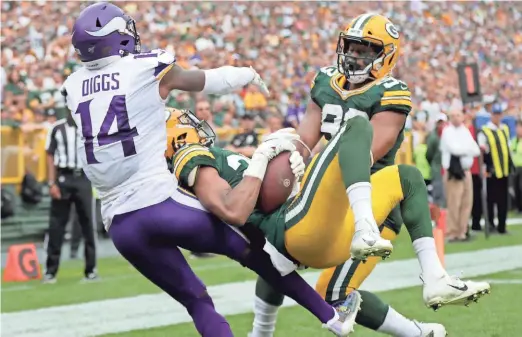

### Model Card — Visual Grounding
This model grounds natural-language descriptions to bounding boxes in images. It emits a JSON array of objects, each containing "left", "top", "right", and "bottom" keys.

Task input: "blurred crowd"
[{"left": 2, "top": 1, "right": 521, "bottom": 137}]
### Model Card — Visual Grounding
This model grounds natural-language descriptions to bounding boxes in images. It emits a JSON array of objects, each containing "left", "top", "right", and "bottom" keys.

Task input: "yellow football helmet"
[
  {"left": 337, "top": 13, "right": 400, "bottom": 84},
  {"left": 165, "top": 108, "right": 215, "bottom": 159}
]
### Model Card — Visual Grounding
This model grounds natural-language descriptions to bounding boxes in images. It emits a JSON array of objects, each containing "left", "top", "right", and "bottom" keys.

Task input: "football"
[{"left": 258, "top": 151, "right": 295, "bottom": 214}]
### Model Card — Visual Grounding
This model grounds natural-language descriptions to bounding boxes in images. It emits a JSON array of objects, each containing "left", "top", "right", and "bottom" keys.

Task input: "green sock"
[
  {"left": 398, "top": 164, "right": 434, "bottom": 241},
  {"left": 338, "top": 116, "right": 373, "bottom": 189},
  {"left": 355, "top": 290, "right": 389, "bottom": 330},
  {"left": 255, "top": 276, "right": 285, "bottom": 306}
]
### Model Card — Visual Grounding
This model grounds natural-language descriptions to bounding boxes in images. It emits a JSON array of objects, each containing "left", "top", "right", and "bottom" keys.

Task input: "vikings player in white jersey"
[{"left": 62, "top": 3, "right": 362, "bottom": 337}]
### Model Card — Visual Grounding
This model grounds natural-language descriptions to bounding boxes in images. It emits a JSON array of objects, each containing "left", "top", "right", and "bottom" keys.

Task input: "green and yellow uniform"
[
  {"left": 172, "top": 144, "right": 269, "bottom": 226},
  {"left": 310, "top": 66, "right": 413, "bottom": 302},
  {"left": 311, "top": 66, "right": 411, "bottom": 172},
  {"left": 171, "top": 132, "right": 429, "bottom": 270}
]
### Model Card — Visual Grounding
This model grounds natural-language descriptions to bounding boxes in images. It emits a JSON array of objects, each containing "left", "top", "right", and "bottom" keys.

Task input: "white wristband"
[
  {"left": 370, "top": 150, "right": 374, "bottom": 167},
  {"left": 243, "top": 154, "right": 268, "bottom": 181}
]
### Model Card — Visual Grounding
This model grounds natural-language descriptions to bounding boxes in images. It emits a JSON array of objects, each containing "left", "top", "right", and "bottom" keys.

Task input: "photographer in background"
[{"left": 225, "top": 113, "right": 259, "bottom": 158}]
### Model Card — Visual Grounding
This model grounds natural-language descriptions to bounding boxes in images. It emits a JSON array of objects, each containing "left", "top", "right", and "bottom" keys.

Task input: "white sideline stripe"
[
  {"left": 2, "top": 245, "right": 522, "bottom": 337},
  {"left": 1, "top": 260, "right": 239, "bottom": 293}
]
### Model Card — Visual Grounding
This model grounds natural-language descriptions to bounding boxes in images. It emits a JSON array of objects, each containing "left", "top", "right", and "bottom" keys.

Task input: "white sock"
[
  {"left": 378, "top": 307, "right": 422, "bottom": 337},
  {"left": 412, "top": 237, "right": 446, "bottom": 282},
  {"left": 346, "top": 182, "right": 378, "bottom": 232},
  {"left": 251, "top": 297, "right": 279, "bottom": 337}
]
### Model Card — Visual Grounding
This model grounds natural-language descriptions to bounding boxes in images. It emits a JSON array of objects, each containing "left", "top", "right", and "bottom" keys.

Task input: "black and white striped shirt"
[{"left": 45, "top": 119, "right": 82, "bottom": 169}]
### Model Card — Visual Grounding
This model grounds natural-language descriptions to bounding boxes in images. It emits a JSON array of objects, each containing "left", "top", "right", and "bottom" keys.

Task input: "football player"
[
  {"left": 167, "top": 110, "right": 461, "bottom": 336},
  {"left": 166, "top": 108, "right": 362, "bottom": 336},
  {"left": 250, "top": 13, "right": 489, "bottom": 337},
  {"left": 63, "top": 3, "right": 358, "bottom": 336}
]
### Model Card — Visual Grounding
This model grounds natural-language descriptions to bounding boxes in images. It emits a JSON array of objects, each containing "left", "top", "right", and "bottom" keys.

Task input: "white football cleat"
[
  {"left": 350, "top": 223, "right": 393, "bottom": 261},
  {"left": 323, "top": 290, "right": 362, "bottom": 336},
  {"left": 414, "top": 321, "right": 448, "bottom": 337},
  {"left": 422, "top": 274, "right": 491, "bottom": 310}
]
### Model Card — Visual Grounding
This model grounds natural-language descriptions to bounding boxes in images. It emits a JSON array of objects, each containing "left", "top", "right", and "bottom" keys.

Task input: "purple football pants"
[{"left": 109, "top": 197, "right": 334, "bottom": 337}]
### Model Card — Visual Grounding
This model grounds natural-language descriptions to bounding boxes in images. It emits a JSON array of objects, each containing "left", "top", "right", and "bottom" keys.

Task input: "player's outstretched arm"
[
  {"left": 295, "top": 100, "right": 323, "bottom": 159},
  {"left": 159, "top": 64, "right": 267, "bottom": 99},
  {"left": 194, "top": 167, "right": 262, "bottom": 226}
]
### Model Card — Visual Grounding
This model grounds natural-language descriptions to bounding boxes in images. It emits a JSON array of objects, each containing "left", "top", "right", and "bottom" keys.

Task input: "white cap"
[
  {"left": 483, "top": 95, "right": 496, "bottom": 104},
  {"left": 436, "top": 113, "right": 448, "bottom": 122}
]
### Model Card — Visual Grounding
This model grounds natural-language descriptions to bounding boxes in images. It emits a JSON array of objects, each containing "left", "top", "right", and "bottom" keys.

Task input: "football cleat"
[
  {"left": 350, "top": 225, "right": 393, "bottom": 261},
  {"left": 422, "top": 274, "right": 491, "bottom": 310},
  {"left": 323, "top": 290, "right": 362, "bottom": 336},
  {"left": 414, "top": 321, "right": 448, "bottom": 337}
]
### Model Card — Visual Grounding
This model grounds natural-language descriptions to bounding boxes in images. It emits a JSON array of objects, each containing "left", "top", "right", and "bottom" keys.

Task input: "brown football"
[{"left": 258, "top": 151, "right": 294, "bottom": 214}]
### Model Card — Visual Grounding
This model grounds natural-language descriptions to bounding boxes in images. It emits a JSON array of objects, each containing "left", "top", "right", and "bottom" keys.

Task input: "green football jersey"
[
  {"left": 310, "top": 66, "right": 412, "bottom": 173},
  {"left": 172, "top": 144, "right": 286, "bottom": 249}
]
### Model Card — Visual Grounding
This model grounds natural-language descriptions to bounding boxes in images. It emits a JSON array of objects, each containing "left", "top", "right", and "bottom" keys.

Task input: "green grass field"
[
  {"left": 102, "top": 269, "right": 522, "bottom": 337},
  {"left": 2, "top": 226, "right": 522, "bottom": 337}
]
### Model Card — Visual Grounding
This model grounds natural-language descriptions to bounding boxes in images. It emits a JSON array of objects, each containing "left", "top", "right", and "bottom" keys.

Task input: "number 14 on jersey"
[{"left": 76, "top": 95, "right": 139, "bottom": 164}]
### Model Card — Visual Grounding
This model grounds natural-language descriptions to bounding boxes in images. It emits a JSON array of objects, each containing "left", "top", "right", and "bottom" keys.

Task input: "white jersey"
[{"left": 62, "top": 49, "right": 178, "bottom": 229}]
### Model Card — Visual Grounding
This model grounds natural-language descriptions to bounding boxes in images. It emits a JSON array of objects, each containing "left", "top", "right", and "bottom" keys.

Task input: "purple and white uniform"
[
  {"left": 63, "top": 49, "right": 182, "bottom": 228},
  {"left": 66, "top": 3, "right": 346, "bottom": 337}
]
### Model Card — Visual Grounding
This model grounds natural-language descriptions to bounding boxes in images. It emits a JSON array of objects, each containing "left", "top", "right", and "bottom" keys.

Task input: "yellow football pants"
[
  {"left": 315, "top": 227, "right": 397, "bottom": 302},
  {"left": 284, "top": 147, "right": 404, "bottom": 268}
]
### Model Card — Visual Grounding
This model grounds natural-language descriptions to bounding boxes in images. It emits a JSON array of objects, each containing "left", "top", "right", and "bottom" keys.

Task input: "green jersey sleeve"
[
  {"left": 310, "top": 66, "right": 342, "bottom": 109},
  {"left": 372, "top": 77, "right": 413, "bottom": 115},
  {"left": 171, "top": 144, "right": 217, "bottom": 189}
]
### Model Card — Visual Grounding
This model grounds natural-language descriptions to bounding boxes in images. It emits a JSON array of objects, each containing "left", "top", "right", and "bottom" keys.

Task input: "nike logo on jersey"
[
  {"left": 448, "top": 283, "right": 468, "bottom": 292},
  {"left": 400, "top": 84, "right": 408, "bottom": 90}
]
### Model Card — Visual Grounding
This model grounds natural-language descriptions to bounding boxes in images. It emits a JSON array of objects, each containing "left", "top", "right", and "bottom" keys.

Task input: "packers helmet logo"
[{"left": 385, "top": 22, "right": 399, "bottom": 39}]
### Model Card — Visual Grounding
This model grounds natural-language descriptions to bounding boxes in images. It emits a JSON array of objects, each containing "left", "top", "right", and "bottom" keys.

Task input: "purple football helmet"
[{"left": 72, "top": 2, "right": 141, "bottom": 63}]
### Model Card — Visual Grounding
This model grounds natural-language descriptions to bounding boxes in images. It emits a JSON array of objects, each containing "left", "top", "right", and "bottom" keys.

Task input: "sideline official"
[
  {"left": 43, "top": 113, "right": 97, "bottom": 283},
  {"left": 477, "top": 104, "right": 513, "bottom": 234}
]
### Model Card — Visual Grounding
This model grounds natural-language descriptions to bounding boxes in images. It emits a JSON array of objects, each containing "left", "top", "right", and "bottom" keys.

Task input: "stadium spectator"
[
  {"left": 262, "top": 112, "right": 284, "bottom": 142},
  {"left": 465, "top": 103, "right": 485, "bottom": 232},
  {"left": 285, "top": 94, "right": 306, "bottom": 129},
  {"left": 243, "top": 83, "right": 268, "bottom": 116},
  {"left": 440, "top": 109, "right": 480, "bottom": 242},
  {"left": 194, "top": 99, "right": 217, "bottom": 131},
  {"left": 225, "top": 113, "right": 259, "bottom": 158},
  {"left": 420, "top": 91, "right": 442, "bottom": 133},
  {"left": 426, "top": 113, "right": 447, "bottom": 208},
  {"left": 2, "top": 1, "right": 520, "bottom": 135},
  {"left": 413, "top": 133, "right": 432, "bottom": 186}
]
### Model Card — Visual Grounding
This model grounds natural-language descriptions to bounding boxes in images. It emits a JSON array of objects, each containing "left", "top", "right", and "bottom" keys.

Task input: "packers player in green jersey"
[
  {"left": 167, "top": 108, "right": 454, "bottom": 336},
  {"left": 250, "top": 13, "right": 489, "bottom": 337}
]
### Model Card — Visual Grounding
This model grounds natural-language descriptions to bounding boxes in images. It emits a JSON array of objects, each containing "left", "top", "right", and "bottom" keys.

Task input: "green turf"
[
  {"left": 102, "top": 269, "right": 522, "bottom": 337},
  {"left": 2, "top": 226, "right": 521, "bottom": 312}
]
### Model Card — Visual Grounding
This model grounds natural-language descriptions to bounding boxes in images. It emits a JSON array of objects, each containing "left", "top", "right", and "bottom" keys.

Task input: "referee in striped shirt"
[{"left": 43, "top": 113, "right": 97, "bottom": 283}]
